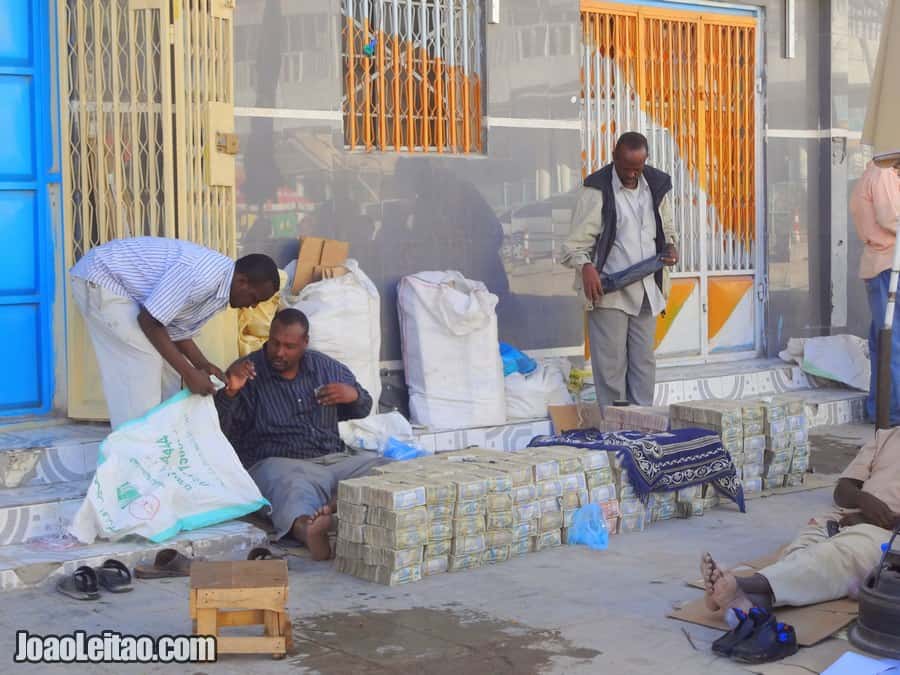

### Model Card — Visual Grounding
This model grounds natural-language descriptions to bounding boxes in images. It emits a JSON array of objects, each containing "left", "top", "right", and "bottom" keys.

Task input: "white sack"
[
  {"left": 282, "top": 259, "right": 382, "bottom": 407},
  {"left": 505, "top": 362, "right": 574, "bottom": 420},
  {"left": 779, "top": 334, "right": 870, "bottom": 391},
  {"left": 398, "top": 271, "right": 506, "bottom": 429},
  {"left": 69, "top": 392, "right": 268, "bottom": 544},
  {"left": 340, "top": 411, "right": 415, "bottom": 452}
]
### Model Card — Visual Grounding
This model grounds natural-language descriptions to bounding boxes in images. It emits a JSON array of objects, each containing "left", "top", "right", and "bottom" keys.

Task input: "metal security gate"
[
  {"left": 580, "top": 1, "right": 760, "bottom": 359},
  {"left": 59, "top": 0, "right": 238, "bottom": 420}
]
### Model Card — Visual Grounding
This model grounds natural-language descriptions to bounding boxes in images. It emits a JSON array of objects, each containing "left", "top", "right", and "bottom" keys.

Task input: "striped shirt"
[
  {"left": 70, "top": 237, "right": 235, "bottom": 340},
  {"left": 214, "top": 348, "right": 373, "bottom": 466}
]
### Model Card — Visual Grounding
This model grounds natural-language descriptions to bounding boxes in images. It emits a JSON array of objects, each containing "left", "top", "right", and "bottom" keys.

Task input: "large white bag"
[
  {"left": 505, "top": 362, "right": 574, "bottom": 420},
  {"left": 281, "top": 259, "right": 382, "bottom": 407},
  {"left": 398, "top": 271, "right": 506, "bottom": 429},
  {"left": 339, "top": 411, "right": 415, "bottom": 452},
  {"left": 69, "top": 392, "right": 268, "bottom": 544},
  {"left": 779, "top": 334, "right": 870, "bottom": 391}
]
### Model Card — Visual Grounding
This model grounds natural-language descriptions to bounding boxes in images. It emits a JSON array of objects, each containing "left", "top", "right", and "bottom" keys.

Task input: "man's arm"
[
  {"left": 833, "top": 477, "right": 863, "bottom": 509},
  {"left": 561, "top": 188, "right": 604, "bottom": 270},
  {"left": 174, "top": 338, "right": 225, "bottom": 382},
  {"left": 214, "top": 358, "right": 256, "bottom": 437},
  {"left": 137, "top": 308, "right": 215, "bottom": 395},
  {"left": 315, "top": 362, "right": 373, "bottom": 421},
  {"left": 659, "top": 195, "right": 679, "bottom": 265}
]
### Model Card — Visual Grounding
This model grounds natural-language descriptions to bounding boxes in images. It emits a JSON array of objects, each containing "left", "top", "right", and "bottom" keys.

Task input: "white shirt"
[
  {"left": 70, "top": 237, "right": 235, "bottom": 340},
  {"left": 595, "top": 172, "right": 667, "bottom": 316}
]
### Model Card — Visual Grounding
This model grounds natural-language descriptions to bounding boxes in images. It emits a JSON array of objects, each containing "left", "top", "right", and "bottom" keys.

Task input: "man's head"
[
  {"left": 266, "top": 308, "right": 310, "bottom": 374},
  {"left": 230, "top": 254, "right": 280, "bottom": 308},
  {"left": 613, "top": 132, "right": 650, "bottom": 189}
]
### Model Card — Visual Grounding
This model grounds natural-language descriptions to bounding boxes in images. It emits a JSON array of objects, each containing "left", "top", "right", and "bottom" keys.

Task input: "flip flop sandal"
[
  {"left": 95, "top": 559, "right": 133, "bottom": 593},
  {"left": 56, "top": 566, "right": 100, "bottom": 601},
  {"left": 134, "top": 549, "right": 197, "bottom": 579},
  {"left": 247, "top": 547, "right": 285, "bottom": 561}
]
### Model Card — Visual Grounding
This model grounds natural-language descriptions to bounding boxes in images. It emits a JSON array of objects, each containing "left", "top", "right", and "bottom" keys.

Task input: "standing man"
[
  {"left": 850, "top": 160, "right": 900, "bottom": 425},
  {"left": 70, "top": 237, "right": 280, "bottom": 428},
  {"left": 215, "top": 309, "right": 378, "bottom": 560},
  {"left": 562, "top": 132, "right": 678, "bottom": 406}
]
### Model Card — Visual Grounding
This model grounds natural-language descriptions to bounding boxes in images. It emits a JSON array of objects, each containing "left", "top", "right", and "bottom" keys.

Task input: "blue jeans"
[{"left": 866, "top": 269, "right": 900, "bottom": 424}]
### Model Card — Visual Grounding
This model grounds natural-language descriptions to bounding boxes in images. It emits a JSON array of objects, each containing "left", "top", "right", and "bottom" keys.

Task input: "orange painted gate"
[{"left": 580, "top": 1, "right": 761, "bottom": 359}]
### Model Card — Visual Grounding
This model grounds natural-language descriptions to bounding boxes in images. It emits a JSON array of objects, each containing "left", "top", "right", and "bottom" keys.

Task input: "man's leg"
[
  {"left": 248, "top": 456, "right": 335, "bottom": 560},
  {"left": 588, "top": 307, "right": 629, "bottom": 405},
  {"left": 625, "top": 296, "right": 657, "bottom": 406},
  {"left": 71, "top": 278, "right": 167, "bottom": 428},
  {"left": 865, "top": 270, "right": 900, "bottom": 424},
  {"left": 706, "top": 522, "right": 888, "bottom": 612}
]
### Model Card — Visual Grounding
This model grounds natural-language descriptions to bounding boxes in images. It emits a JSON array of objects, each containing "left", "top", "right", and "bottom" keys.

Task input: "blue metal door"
[{"left": 0, "top": 0, "right": 54, "bottom": 415}]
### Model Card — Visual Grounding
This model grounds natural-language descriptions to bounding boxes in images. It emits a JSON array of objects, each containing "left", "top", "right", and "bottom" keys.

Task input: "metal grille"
[
  {"left": 580, "top": 3, "right": 756, "bottom": 274},
  {"left": 341, "top": 0, "right": 484, "bottom": 153}
]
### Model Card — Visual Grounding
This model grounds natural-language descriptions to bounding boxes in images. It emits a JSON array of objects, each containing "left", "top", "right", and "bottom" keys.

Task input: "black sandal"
[
  {"left": 247, "top": 547, "right": 284, "bottom": 561},
  {"left": 56, "top": 566, "right": 100, "bottom": 601},
  {"left": 95, "top": 559, "right": 133, "bottom": 593}
]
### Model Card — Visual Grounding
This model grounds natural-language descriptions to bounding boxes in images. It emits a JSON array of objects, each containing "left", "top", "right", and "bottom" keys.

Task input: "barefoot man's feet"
[
  {"left": 293, "top": 505, "right": 334, "bottom": 561},
  {"left": 701, "top": 552, "right": 724, "bottom": 611},
  {"left": 710, "top": 566, "right": 754, "bottom": 617}
]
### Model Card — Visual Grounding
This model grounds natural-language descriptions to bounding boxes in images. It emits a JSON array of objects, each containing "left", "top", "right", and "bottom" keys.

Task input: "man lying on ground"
[
  {"left": 214, "top": 308, "right": 382, "bottom": 560},
  {"left": 702, "top": 429, "right": 900, "bottom": 615}
]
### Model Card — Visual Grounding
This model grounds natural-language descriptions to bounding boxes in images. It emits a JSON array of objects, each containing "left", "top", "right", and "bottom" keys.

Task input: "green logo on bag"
[{"left": 116, "top": 482, "right": 140, "bottom": 508}]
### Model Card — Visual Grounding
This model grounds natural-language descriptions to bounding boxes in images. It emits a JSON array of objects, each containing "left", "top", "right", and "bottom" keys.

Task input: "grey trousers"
[
  {"left": 249, "top": 452, "right": 387, "bottom": 539},
  {"left": 587, "top": 299, "right": 657, "bottom": 406}
]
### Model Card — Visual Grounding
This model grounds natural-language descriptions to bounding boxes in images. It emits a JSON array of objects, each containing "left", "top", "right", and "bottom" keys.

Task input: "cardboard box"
[{"left": 290, "top": 236, "right": 349, "bottom": 293}]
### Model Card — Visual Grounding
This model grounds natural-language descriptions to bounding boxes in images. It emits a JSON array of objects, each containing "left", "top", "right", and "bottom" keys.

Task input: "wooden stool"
[{"left": 189, "top": 560, "right": 293, "bottom": 658}]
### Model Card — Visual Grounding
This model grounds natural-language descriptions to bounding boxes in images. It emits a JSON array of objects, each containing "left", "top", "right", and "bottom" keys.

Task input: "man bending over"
[
  {"left": 701, "top": 429, "right": 900, "bottom": 614},
  {"left": 214, "top": 308, "right": 382, "bottom": 560}
]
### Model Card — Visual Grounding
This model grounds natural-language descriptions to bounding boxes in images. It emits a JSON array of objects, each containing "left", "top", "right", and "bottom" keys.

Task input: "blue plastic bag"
[
  {"left": 500, "top": 343, "right": 538, "bottom": 377},
  {"left": 567, "top": 503, "right": 609, "bottom": 550},
  {"left": 382, "top": 437, "right": 428, "bottom": 461}
]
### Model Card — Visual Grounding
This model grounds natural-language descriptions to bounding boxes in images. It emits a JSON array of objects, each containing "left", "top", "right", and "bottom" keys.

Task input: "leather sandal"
[
  {"left": 134, "top": 549, "right": 197, "bottom": 579},
  {"left": 247, "top": 547, "right": 284, "bottom": 561},
  {"left": 95, "top": 559, "right": 133, "bottom": 593}
]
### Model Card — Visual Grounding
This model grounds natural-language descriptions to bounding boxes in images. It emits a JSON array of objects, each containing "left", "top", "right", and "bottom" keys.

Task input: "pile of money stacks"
[
  {"left": 333, "top": 446, "right": 619, "bottom": 585},
  {"left": 760, "top": 396, "right": 809, "bottom": 489},
  {"left": 669, "top": 399, "right": 771, "bottom": 495}
]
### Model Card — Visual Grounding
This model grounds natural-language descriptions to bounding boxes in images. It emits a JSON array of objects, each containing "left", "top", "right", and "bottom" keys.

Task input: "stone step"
[
  {"left": 0, "top": 520, "right": 268, "bottom": 592},
  {"left": 0, "top": 481, "right": 90, "bottom": 547},
  {"left": 0, "top": 422, "right": 107, "bottom": 489}
]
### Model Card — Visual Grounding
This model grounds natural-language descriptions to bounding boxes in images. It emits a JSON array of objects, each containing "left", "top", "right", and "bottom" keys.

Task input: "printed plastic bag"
[
  {"left": 567, "top": 503, "right": 609, "bottom": 551},
  {"left": 69, "top": 392, "right": 269, "bottom": 544}
]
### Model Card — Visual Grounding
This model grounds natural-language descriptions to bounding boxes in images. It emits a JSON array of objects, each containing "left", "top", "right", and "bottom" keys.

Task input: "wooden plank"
[
  {"left": 189, "top": 589, "right": 196, "bottom": 619},
  {"left": 195, "top": 608, "right": 218, "bottom": 638},
  {"left": 264, "top": 609, "right": 280, "bottom": 638},
  {"left": 216, "top": 636, "right": 286, "bottom": 654},
  {"left": 218, "top": 610, "right": 266, "bottom": 627},
  {"left": 196, "top": 589, "right": 286, "bottom": 610},
  {"left": 191, "top": 560, "right": 288, "bottom": 589},
  {"left": 280, "top": 612, "right": 295, "bottom": 653}
]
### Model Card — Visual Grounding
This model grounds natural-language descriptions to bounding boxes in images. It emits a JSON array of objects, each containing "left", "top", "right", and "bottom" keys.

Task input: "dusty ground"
[{"left": 1, "top": 425, "right": 877, "bottom": 675}]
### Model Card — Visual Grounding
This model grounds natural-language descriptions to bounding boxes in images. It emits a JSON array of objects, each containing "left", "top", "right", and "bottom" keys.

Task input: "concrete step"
[
  {"left": 0, "top": 422, "right": 107, "bottom": 489},
  {"left": 0, "top": 520, "right": 268, "bottom": 592},
  {"left": 0, "top": 481, "right": 90, "bottom": 547}
]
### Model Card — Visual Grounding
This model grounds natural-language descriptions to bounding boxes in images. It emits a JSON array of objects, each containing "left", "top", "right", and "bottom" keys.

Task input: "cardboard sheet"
[{"left": 668, "top": 594, "right": 858, "bottom": 647}]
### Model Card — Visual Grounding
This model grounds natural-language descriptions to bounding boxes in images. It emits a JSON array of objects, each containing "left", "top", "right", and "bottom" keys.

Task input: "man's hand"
[
  {"left": 223, "top": 360, "right": 256, "bottom": 398},
  {"left": 315, "top": 383, "right": 359, "bottom": 406},
  {"left": 662, "top": 244, "right": 679, "bottom": 267},
  {"left": 183, "top": 366, "right": 217, "bottom": 396},
  {"left": 582, "top": 263, "right": 603, "bottom": 304},
  {"left": 858, "top": 490, "right": 896, "bottom": 529},
  {"left": 198, "top": 361, "right": 226, "bottom": 383}
]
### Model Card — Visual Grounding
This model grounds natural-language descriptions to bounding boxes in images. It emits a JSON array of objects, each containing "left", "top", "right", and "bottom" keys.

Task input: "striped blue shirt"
[
  {"left": 71, "top": 237, "right": 235, "bottom": 340},
  {"left": 214, "top": 348, "right": 373, "bottom": 466}
]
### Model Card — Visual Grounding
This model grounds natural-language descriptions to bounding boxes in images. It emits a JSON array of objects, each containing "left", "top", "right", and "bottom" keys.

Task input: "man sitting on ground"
[
  {"left": 214, "top": 308, "right": 381, "bottom": 560},
  {"left": 702, "top": 429, "right": 900, "bottom": 614}
]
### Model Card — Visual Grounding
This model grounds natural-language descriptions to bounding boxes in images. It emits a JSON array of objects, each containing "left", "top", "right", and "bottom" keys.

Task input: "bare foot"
[
  {"left": 701, "top": 552, "right": 723, "bottom": 611},
  {"left": 711, "top": 568, "right": 754, "bottom": 618},
  {"left": 292, "top": 505, "right": 334, "bottom": 561}
]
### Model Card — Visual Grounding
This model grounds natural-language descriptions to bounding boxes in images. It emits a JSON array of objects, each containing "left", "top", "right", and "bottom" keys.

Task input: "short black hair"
[
  {"left": 272, "top": 308, "right": 309, "bottom": 335},
  {"left": 235, "top": 253, "right": 280, "bottom": 292},
  {"left": 614, "top": 132, "right": 649, "bottom": 155}
]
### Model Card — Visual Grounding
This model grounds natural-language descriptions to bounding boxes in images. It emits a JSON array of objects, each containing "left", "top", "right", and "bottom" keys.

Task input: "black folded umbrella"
[{"left": 600, "top": 254, "right": 665, "bottom": 294}]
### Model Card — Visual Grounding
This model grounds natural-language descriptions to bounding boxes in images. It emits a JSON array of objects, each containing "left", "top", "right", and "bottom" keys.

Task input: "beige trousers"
[
  {"left": 761, "top": 521, "right": 889, "bottom": 607},
  {"left": 71, "top": 278, "right": 182, "bottom": 429}
]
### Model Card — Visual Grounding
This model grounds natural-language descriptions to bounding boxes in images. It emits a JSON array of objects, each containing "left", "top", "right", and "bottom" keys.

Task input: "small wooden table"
[{"left": 189, "top": 560, "right": 293, "bottom": 658}]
